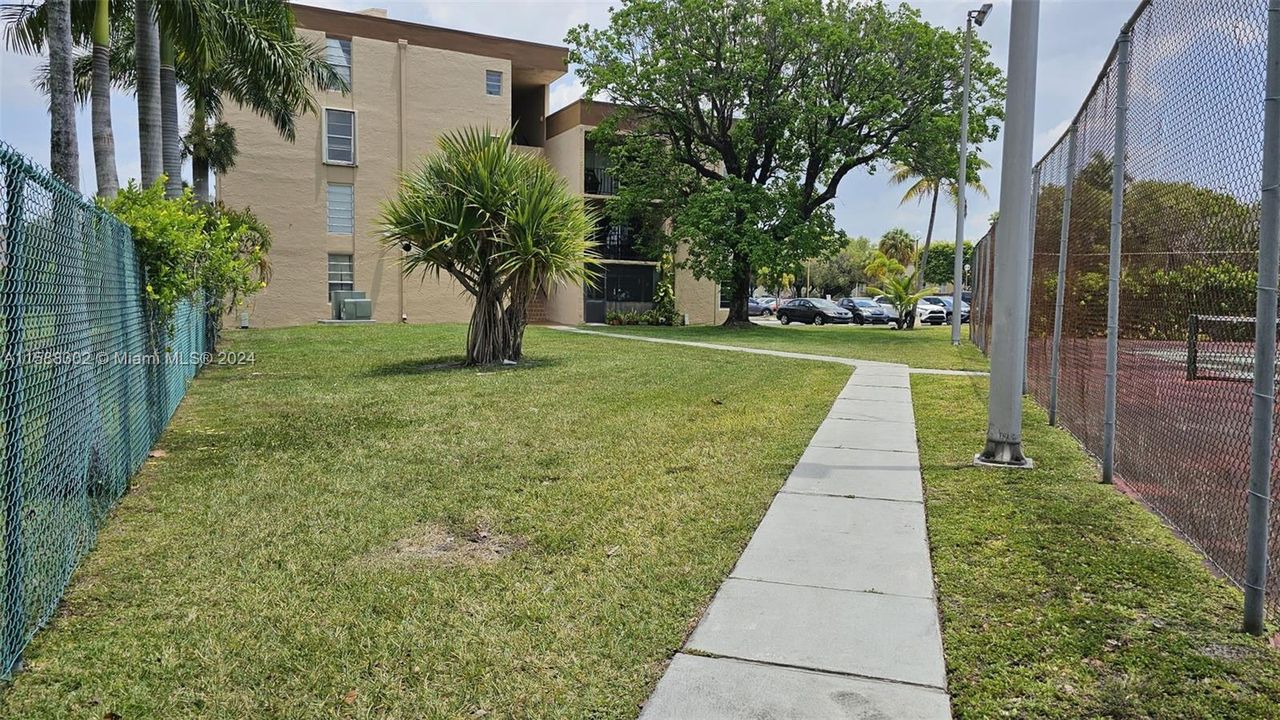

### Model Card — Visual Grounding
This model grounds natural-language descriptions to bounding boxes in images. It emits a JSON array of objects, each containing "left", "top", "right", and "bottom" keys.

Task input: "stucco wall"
[
  {"left": 675, "top": 245, "right": 728, "bottom": 325},
  {"left": 219, "top": 28, "right": 517, "bottom": 326}
]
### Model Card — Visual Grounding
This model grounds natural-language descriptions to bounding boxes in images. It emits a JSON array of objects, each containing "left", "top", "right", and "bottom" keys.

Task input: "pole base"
[{"left": 974, "top": 440, "right": 1034, "bottom": 469}]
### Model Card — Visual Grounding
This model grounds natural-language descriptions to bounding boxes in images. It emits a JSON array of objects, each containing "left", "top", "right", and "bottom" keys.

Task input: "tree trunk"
[
  {"left": 159, "top": 32, "right": 182, "bottom": 198},
  {"left": 90, "top": 0, "right": 117, "bottom": 198},
  {"left": 47, "top": 0, "right": 78, "bottom": 189},
  {"left": 135, "top": 0, "right": 163, "bottom": 188},
  {"left": 191, "top": 105, "right": 211, "bottom": 203},
  {"left": 722, "top": 251, "right": 752, "bottom": 325},
  {"left": 916, "top": 184, "right": 940, "bottom": 291},
  {"left": 466, "top": 280, "right": 509, "bottom": 366}
]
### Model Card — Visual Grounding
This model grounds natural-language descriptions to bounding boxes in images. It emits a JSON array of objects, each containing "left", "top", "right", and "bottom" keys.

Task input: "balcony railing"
[
  {"left": 584, "top": 165, "right": 618, "bottom": 195},
  {"left": 594, "top": 222, "right": 650, "bottom": 261}
]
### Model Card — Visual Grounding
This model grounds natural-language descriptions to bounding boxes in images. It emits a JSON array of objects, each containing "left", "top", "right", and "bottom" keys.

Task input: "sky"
[{"left": 0, "top": 0, "right": 1145, "bottom": 244}]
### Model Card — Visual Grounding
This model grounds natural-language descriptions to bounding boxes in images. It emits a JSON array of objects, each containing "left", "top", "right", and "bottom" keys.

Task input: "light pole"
[
  {"left": 976, "top": 0, "right": 1039, "bottom": 468},
  {"left": 953, "top": 3, "right": 992, "bottom": 345}
]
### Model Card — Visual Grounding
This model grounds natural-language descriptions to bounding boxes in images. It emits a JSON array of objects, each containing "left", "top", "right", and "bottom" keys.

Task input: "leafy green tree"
[
  {"left": 878, "top": 227, "right": 917, "bottom": 267},
  {"left": 921, "top": 241, "right": 975, "bottom": 287},
  {"left": 380, "top": 128, "right": 598, "bottom": 365},
  {"left": 863, "top": 250, "right": 905, "bottom": 285},
  {"left": 809, "top": 235, "right": 874, "bottom": 297},
  {"left": 567, "top": 0, "right": 1003, "bottom": 324}
]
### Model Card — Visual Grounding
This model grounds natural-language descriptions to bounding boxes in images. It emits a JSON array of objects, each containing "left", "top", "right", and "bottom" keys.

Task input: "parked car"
[
  {"left": 916, "top": 297, "right": 949, "bottom": 325},
  {"left": 837, "top": 297, "right": 890, "bottom": 325},
  {"left": 777, "top": 298, "right": 854, "bottom": 325},
  {"left": 924, "top": 295, "right": 970, "bottom": 323},
  {"left": 755, "top": 296, "right": 777, "bottom": 315},
  {"left": 747, "top": 297, "right": 767, "bottom": 316},
  {"left": 871, "top": 296, "right": 901, "bottom": 323}
]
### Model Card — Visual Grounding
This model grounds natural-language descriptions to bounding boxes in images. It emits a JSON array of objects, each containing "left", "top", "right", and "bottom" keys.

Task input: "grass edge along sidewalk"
[{"left": 916, "top": 374, "right": 1280, "bottom": 719}]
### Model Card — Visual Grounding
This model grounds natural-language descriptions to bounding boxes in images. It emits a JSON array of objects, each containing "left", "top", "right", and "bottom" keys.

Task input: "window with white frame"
[
  {"left": 325, "top": 37, "right": 352, "bottom": 86},
  {"left": 485, "top": 70, "right": 502, "bottom": 96},
  {"left": 327, "top": 254, "right": 354, "bottom": 300},
  {"left": 324, "top": 109, "right": 355, "bottom": 164},
  {"left": 326, "top": 183, "right": 354, "bottom": 235},
  {"left": 719, "top": 282, "right": 733, "bottom": 309}
]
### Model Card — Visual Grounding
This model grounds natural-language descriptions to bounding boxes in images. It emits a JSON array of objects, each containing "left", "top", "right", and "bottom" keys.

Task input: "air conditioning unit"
[
  {"left": 330, "top": 290, "right": 368, "bottom": 320},
  {"left": 340, "top": 298, "right": 373, "bottom": 321}
]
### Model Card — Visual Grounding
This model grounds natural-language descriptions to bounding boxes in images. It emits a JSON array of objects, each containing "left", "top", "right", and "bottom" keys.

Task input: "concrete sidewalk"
[{"left": 550, "top": 328, "right": 951, "bottom": 718}]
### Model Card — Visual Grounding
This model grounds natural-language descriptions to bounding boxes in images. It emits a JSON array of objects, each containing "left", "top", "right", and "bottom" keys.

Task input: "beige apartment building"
[{"left": 218, "top": 4, "right": 727, "bottom": 328}]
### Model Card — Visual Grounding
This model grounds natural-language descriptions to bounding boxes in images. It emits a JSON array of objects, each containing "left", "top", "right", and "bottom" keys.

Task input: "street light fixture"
[{"left": 971, "top": 3, "right": 993, "bottom": 27}]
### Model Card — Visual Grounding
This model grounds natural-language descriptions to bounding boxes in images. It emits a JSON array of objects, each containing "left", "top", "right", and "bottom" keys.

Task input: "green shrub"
[{"left": 102, "top": 179, "right": 270, "bottom": 324}]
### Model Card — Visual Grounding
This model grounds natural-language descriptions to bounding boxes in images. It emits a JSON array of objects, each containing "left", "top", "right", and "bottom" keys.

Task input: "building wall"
[
  {"left": 674, "top": 245, "right": 728, "bottom": 325},
  {"left": 543, "top": 126, "right": 586, "bottom": 324},
  {"left": 220, "top": 28, "right": 516, "bottom": 326}
]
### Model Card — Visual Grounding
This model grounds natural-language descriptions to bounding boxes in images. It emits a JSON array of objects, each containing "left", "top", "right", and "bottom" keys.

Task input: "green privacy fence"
[{"left": 0, "top": 140, "right": 210, "bottom": 679}]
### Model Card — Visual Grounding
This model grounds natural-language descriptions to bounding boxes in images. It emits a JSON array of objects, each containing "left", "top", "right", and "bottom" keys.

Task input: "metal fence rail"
[
  {"left": 0, "top": 140, "right": 209, "bottom": 678},
  {"left": 972, "top": 0, "right": 1278, "bottom": 617}
]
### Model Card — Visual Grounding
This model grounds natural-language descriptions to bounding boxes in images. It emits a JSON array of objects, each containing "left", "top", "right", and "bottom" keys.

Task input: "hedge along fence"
[{"left": 0, "top": 141, "right": 211, "bottom": 679}]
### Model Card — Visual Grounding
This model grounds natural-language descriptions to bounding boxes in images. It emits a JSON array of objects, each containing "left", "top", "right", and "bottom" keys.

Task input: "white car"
[{"left": 916, "top": 297, "right": 949, "bottom": 325}]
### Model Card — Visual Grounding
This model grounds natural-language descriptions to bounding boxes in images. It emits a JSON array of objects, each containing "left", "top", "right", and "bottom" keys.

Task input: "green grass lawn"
[
  {"left": 0, "top": 324, "right": 849, "bottom": 719},
  {"left": 915, "top": 375, "right": 1280, "bottom": 719},
  {"left": 8, "top": 322, "right": 1277, "bottom": 719},
  {"left": 594, "top": 321, "right": 989, "bottom": 370}
]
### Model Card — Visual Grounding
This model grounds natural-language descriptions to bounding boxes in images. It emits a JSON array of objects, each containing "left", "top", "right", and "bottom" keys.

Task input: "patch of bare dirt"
[
  {"left": 369, "top": 522, "right": 527, "bottom": 566},
  {"left": 1197, "top": 643, "right": 1261, "bottom": 662}
]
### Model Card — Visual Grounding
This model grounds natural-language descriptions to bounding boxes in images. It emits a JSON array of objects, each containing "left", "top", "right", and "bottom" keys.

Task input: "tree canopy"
[{"left": 567, "top": 0, "right": 1004, "bottom": 323}]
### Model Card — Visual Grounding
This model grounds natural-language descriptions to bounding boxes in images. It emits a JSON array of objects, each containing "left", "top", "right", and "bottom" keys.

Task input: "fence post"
[
  {"left": 1023, "top": 167, "right": 1042, "bottom": 395},
  {"left": 1102, "top": 28, "right": 1133, "bottom": 485},
  {"left": 1048, "top": 124, "right": 1079, "bottom": 426},
  {"left": 1243, "top": 0, "right": 1280, "bottom": 637},
  {"left": 977, "top": 0, "right": 1039, "bottom": 467},
  {"left": 1185, "top": 313, "right": 1199, "bottom": 381},
  {"left": 1, "top": 159, "right": 27, "bottom": 676}
]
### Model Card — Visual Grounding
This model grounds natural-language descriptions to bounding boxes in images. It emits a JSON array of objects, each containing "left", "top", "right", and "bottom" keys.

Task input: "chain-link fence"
[
  {"left": 969, "top": 224, "right": 996, "bottom": 353},
  {"left": 0, "top": 141, "right": 210, "bottom": 678},
  {"left": 972, "top": 0, "right": 1279, "bottom": 616}
]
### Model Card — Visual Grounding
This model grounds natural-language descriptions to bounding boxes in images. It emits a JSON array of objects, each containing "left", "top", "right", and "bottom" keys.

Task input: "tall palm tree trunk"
[
  {"left": 916, "top": 185, "right": 940, "bottom": 291},
  {"left": 134, "top": 0, "right": 162, "bottom": 187},
  {"left": 46, "top": 0, "right": 78, "bottom": 188},
  {"left": 90, "top": 0, "right": 117, "bottom": 198},
  {"left": 191, "top": 104, "right": 211, "bottom": 202},
  {"left": 159, "top": 31, "right": 182, "bottom": 198}
]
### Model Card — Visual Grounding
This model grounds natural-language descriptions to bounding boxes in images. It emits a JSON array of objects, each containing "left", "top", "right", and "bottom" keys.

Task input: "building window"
[
  {"left": 327, "top": 254, "right": 354, "bottom": 300},
  {"left": 325, "top": 37, "right": 352, "bottom": 86},
  {"left": 326, "top": 183, "right": 354, "bottom": 235},
  {"left": 485, "top": 70, "right": 502, "bottom": 96},
  {"left": 324, "top": 109, "right": 355, "bottom": 164}
]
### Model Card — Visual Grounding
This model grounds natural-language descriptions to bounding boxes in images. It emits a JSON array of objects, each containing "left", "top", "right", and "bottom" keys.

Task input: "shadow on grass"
[{"left": 365, "top": 355, "right": 563, "bottom": 377}]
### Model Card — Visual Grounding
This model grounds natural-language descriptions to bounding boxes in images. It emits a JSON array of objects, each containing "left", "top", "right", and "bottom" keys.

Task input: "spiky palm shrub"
[
  {"left": 381, "top": 127, "right": 597, "bottom": 365},
  {"left": 869, "top": 270, "right": 930, "bottom": 330}
]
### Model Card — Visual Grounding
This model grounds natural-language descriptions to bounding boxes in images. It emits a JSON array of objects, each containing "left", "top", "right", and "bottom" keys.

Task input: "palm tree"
[
  {"left": 90, "top": 0, "right": 116, "bottom": 197},
  {"left": 878, "top": 227, "right": 917, "bottom": 268},
  {"left": 45, "top": 0, "right": 77, "bottom": 187},
  {"left": 381, "top": 127, "right": 598, "bottom": 365},
  {"left": 158, "top": 29, "right": 180, "bottom": 197},
  {"left": 134, "top": 0, "right": 161, "bottom": 186},
  {"left": 6, "top": 0, "right": 345, "bottom": 202},
  {"left": 868, "top": 270, "right": 929, "bottom": 331},
  {"left": 889, "top": 155, "right": 990, "bottom": 290},
  {"left": 172, "top": 0, "right": 348, "bottom": 203}
]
